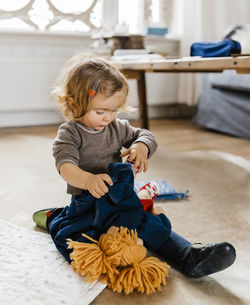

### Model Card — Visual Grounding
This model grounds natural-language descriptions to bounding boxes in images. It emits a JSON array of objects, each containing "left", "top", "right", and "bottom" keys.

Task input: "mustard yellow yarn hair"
[{"left": 67, "top": 227, "right": 170, "bottom": 295}]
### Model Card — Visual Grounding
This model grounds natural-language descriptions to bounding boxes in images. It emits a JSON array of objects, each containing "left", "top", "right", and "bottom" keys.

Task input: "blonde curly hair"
[{"left": 52, "top": 53, "right": 131, "bottom": 121}]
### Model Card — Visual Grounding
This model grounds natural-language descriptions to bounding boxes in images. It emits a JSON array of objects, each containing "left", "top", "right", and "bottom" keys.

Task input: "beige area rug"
[{"left": 0, "top": 134, "right": 250, "bottom": 305}]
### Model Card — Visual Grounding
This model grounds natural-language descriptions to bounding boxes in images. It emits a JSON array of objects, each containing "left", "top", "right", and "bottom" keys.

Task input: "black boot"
[{"left": 179, "top": 242, "right": 236, "bottom": 278}]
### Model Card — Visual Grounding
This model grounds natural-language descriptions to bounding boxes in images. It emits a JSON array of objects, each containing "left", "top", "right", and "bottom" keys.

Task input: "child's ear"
[{"left": 68, "top": 97, "right": 77, "bottom": 110}]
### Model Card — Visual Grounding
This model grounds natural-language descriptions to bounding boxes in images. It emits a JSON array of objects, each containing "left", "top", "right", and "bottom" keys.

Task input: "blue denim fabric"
[
  {"left": 49, "top": 162, "right": 172, "bottom": 262},
  {"left": 156, "top": 231, "right": 191, "bottom": 262}
]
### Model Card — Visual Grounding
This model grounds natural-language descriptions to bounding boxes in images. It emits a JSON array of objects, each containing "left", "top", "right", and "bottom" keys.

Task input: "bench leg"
[{"left": 137, "top": 71, "right": 149, "bottom": 129}]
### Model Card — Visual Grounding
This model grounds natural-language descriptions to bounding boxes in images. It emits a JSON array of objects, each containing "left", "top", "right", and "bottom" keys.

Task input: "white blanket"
[{"left": 0, "top": 219, "right": 106, "bottom": 305}]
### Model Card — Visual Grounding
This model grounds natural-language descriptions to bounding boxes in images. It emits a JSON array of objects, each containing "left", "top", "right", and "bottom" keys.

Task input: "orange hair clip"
[{"left": 89, "top": 81, "right": 100, "bottom": 97}]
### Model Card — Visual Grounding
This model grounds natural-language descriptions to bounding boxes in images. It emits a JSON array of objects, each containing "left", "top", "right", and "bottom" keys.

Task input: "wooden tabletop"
[
  {"left": 112, "top": 56, "right": 250, "bottom": 73},
  {"left": 110, "top": 55, "right": 250, "bottom": 129}
]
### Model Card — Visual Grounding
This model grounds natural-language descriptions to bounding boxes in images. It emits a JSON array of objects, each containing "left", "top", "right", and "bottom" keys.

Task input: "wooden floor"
[
  {"left": 1, "top": 119, "right": 250, "bottom": 159},
  {"left": 149, "top": 119, "right": 250, "bottom": 160}
]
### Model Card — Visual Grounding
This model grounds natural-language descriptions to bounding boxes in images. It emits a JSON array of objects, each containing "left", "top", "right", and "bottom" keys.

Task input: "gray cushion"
[
  {"left": 210, "top": 70, "right": 250, "bottom": 91},
  {"left": 193, "top": 73, "right": 250, "bottom": 139}
]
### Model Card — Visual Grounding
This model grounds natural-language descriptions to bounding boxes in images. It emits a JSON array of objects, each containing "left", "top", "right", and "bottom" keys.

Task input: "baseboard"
[
  {"left": 119, "top": 103, "right": 197, "bottom": 120},
  {"left": 0, "top": 109, "right": 63, "bottom": 128},
  {"left": 0, "top": 104, "right": 197, "bottom": 128},
  {"left": 149, "top": 103, "right": 197, "bottom": 119}
]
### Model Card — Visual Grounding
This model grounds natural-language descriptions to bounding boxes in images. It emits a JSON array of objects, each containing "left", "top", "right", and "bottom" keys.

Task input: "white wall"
[{"left": 0, "top": 31, "right": 179, "bottom": 127}]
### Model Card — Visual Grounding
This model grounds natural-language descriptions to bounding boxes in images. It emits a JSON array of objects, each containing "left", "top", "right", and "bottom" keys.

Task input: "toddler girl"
[{"left": 33, "top": 54, "right": 236, "bottom": 279}]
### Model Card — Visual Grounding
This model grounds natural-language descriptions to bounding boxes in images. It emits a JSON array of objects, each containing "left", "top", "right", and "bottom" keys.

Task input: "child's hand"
[
  {"left": 120, "top": 142, "right": 149, "bottom": 173},
  {"left": 86, "top": 173, "right": 113, "bottom": 198},
  {"left": 152, "top": 207, "right": 165, "bottom": 215}
]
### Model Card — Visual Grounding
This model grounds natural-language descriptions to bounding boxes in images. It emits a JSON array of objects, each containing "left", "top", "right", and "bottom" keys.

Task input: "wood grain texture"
[
  {"left": 1, "top": 119, "right": 249, "bottom": 159},
  {"left": 113, "top": 56, "right": 250, "bottom": 73}
]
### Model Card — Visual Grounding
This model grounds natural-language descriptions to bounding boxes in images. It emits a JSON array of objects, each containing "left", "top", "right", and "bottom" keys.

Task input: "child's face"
[{"left": 80, "top": 90, "right": 125, "bottom": 131}]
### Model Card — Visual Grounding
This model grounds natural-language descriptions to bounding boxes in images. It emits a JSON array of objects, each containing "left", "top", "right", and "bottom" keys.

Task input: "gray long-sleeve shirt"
[{"left": 53, "top": 118, "right": 158, "bottom": 194}]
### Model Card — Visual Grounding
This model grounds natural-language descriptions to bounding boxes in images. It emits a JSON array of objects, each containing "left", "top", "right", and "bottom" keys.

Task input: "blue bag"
[{"left": 190, "top": 39, "right": 241, "bottom": 57}]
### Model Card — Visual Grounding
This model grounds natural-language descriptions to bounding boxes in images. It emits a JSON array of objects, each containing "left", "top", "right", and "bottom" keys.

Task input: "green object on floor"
[{"left": 32, "top": 208, "right": 50, "bottom": 231}]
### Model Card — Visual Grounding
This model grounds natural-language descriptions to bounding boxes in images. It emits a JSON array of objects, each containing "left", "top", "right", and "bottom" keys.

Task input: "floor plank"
[
  {"left": 1, "top": 119, "right": 249, "bottom": 159},
  {"left": 140, "top": 119, "right": 250, "bottom": 160}
]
